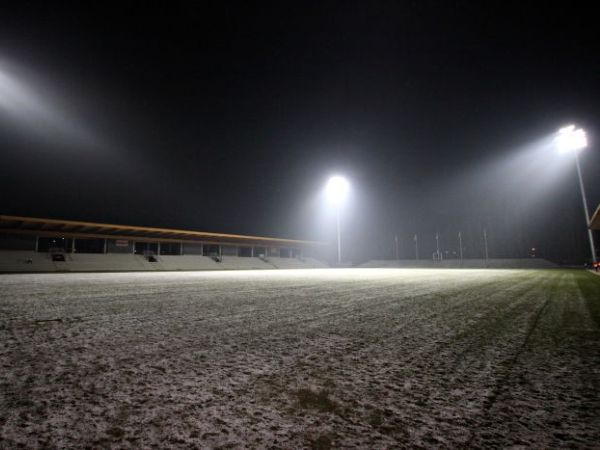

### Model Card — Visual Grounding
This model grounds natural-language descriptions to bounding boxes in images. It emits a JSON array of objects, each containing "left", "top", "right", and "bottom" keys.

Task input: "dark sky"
[{"left": 1, "top": 1, "right": 599, "bottom": 263}]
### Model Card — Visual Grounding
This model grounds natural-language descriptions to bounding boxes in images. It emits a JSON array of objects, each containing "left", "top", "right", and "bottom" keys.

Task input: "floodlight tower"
[
  {"left": 325, "top": 175, "right": 350, "bottom": 265},
  {"left": 554, "top": 125, "right": 596, "bottom": 262}
]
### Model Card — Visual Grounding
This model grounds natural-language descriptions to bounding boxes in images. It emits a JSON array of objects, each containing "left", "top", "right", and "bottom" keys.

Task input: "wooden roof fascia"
[{"left": 0, "top": 214, "right": 323, "bottom": 246}]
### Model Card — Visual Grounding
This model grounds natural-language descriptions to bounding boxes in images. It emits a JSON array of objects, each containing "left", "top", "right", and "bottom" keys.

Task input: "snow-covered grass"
[{"left": 1, "top": 268, "right": 599, "bottom": 448}]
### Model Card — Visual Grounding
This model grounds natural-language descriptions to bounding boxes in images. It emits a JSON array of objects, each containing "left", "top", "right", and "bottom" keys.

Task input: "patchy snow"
[{"left": 1, "top": 268, "right": 599, "bottom": 448}]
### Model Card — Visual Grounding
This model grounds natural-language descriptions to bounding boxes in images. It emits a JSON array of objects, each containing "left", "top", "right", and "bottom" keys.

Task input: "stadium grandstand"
[{"left": 0, "top": 215, "right": 328, "bottom": 273}]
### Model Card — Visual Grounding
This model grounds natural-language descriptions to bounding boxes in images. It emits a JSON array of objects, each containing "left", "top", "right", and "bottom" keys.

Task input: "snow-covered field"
[{"left": 1, "top": 268, "right": 599, "bottom": 449}]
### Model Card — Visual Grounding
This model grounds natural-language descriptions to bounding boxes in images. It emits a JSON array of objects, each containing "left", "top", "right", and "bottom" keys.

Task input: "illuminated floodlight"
[
  {"left": 325, "top": 175, "right": 350, "bottom": 204},
  {"left": 553, "top": 124, "right": 596, "bottom": 263},
  {"left": 555, "top": 125, "right": 588, "bottom": 153}
]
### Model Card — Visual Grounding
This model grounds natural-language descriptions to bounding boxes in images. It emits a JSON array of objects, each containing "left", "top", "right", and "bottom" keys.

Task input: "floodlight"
[
  {"left": 553, "top": 124, "right": 596, "bottom": 262},
  {"left": 555, "top": 125, "right": 587, "bottom": 153},
  {"left": 325, "top": 176, "right": 349, "bottom": 203}
]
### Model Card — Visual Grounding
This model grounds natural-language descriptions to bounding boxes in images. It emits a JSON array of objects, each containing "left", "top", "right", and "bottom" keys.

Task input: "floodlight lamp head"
[
  {"left": 555, "top": 125, "right": 587, "bottom": 153},
  {"left": 325, "top": 175, "right": 349, "bottom": 204}
]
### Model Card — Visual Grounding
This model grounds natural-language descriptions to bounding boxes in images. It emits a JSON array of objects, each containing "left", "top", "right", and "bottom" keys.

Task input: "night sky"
[{"left": 1, "top": 1, "right": 599, "bottom": 263}]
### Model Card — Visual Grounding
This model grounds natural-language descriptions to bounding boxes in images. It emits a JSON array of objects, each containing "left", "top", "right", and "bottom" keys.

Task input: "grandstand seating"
[
  {"left": 217, "top": 256, "right": 274, "bottom": 270},
  {"left": 68, "top": 253, "right": 149, "bottom": 271},
  {"left": 0, "top": 251, "right": 59, "bottom": 272},
  {"left": 157, "top": 255, "right": 223, "bottom": 271},
  {"left": 0, "top": 250, "right": 329, "bottom": 272}
]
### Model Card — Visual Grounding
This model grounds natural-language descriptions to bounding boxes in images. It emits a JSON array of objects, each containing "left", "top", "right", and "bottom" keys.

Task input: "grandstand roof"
[
  {"left": 0, "top": 215, "right": 323, "bottom": 247},
  {"left": 591, "top": 205, "right": 600, "bottom": 230}
]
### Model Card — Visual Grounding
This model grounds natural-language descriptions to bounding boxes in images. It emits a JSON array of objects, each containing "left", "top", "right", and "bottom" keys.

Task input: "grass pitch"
[{"left": 1, "top": 268, "right": 599, "bottom": 448}]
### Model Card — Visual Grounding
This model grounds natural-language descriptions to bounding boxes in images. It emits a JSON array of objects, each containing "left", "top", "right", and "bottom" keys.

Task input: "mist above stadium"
[{"left": 1, "top": 2, "right": 599, "bottom": 264}]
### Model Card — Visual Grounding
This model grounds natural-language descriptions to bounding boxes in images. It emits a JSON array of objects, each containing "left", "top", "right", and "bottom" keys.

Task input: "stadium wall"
[{"left": 359, "top": 259, "right": 558, "bottom": 269}]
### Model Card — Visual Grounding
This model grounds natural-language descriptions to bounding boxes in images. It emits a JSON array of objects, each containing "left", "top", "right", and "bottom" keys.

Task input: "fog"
[
  {"left": 0, "top": 59, "right": 102, "bottom": 150},
  {"left": 290, "top": 134, "right": 597, "bottom": 265},
  {"left": 1, "top": 4, "right": 598, "bottom": 266}
]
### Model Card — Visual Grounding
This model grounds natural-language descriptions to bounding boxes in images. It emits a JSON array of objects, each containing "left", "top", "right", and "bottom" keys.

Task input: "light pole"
[
  {"left": 414, "top": 234, "right": 419, "bottom": 260},
  {"left": 554, "top": 125, "right": 596, "bottom": 263},
  {"left": 325, "top": 175, "right": 350, "bottom": 265},
  {"left": 458, "top": 231, "right": 463, "bottom": 262},
  {"left": 483, "top": 228, "right": 489, "bottom": 265}
]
